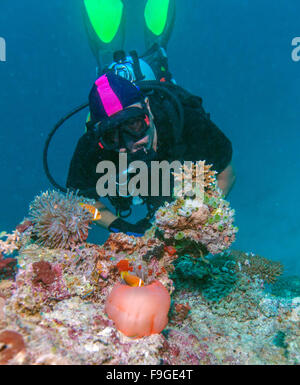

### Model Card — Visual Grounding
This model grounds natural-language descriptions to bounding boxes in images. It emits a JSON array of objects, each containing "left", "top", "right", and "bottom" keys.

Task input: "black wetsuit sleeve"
[
  {"left": 66, "top": 134, "right": 100, "bottom": 199},
  {"left": 183, "top": 106, "right": 233, "bottom": 174}
]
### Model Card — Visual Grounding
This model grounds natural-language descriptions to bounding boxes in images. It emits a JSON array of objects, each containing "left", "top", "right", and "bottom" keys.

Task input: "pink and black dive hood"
[
  {"left": 89, "top": 72, "right": 143, "bottom": 123},
  {"left": 88, "top": 72, "right": 154, "bottom": 152}
]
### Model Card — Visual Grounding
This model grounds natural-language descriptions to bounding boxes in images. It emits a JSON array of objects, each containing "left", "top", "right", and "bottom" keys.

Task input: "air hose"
[{"left": 43, "top": 102, "right": 89, "bottom": 193}]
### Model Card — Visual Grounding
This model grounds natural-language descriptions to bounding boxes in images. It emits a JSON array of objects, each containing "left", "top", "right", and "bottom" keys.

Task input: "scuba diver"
[{"left": 45, "top": 0, "right": 236, "bottom": 237}]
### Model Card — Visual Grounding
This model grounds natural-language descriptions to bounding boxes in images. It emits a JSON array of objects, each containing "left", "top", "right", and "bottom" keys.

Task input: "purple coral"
[
  {"left": 29, "top": 190, "right": 93, "bottom": 249},
  {"left": 32, "top": 260, "right": 56, "bottom": 286}
]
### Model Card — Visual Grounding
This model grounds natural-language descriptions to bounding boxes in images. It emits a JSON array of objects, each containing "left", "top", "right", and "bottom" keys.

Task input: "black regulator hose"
[{"left": 43, "top": 102, "right": 89, "bottom": 193}]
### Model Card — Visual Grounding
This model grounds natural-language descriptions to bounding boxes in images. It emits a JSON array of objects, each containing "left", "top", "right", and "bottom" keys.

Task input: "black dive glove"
[{"left": 108, "top": 217, "right": 152, "bottom": 237}]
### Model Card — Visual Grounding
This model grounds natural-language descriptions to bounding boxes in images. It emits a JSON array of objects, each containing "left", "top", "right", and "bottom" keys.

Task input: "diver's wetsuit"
[{"left": 66, "top": 85, "right": 232, "bottom": 214}]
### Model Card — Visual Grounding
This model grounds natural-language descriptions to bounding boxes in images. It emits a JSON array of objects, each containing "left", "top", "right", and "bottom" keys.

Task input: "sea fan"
[{"left": 29, "top": 190, "right": 94, "bottom": 249}]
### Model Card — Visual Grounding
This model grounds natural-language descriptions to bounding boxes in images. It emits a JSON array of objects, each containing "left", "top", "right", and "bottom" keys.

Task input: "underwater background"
[{"left": 0, "top": 0, "right": 299, "bottom": 275}]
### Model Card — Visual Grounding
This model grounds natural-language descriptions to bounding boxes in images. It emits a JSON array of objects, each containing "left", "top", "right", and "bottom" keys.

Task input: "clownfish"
[
  {"left": 121, "top": 271, "right": 144, "bottom": 287},
  {"left": 79, "top": 203, "right": 101, "bottom": 221}
]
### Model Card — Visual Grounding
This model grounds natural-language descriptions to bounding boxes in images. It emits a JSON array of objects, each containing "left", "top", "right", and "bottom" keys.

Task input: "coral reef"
[
  {"left": 32, "top": 260, "right": 56, "bottom": 287},
  {"left": 160, "top": 328, "right": 219, "bottom": 365},
  {"left": 0, "top": 231, "right": 20, "bottom": 255},
  {"left": 29, "top": 190, "right": 95, "bottom": 249},
  {"left": 0, "top": 229, "right": 299, "bottom": 365},
  {"left": 169, "top": 302, "right": 191, "bottom": 325},
  {"left": 155, "top": 161, "right": 238, "bottom": 255},
  {"left": 229, "top": 250, "right": 284, "bottom": 284},
  {"left": 172, "top": 161, "right": 218, "bottom": 198},
  {"left": 0, "top": 253, "right": 17, "bottom": 281},
  {"left": 170, "top": 253, "right": 237, "bottom": 302},
  {"left": 0, "top": 164, "right": 299, "bottom": 365}
]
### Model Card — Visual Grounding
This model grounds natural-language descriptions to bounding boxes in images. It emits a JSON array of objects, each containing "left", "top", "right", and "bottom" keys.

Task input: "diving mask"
[{"left": 94, "top": 106, "right": 153, "bottom": 151}]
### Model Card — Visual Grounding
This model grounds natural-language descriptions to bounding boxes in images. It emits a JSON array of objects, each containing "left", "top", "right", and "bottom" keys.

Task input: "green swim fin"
[
  {"left": 82, "top": 0, "right": 125, "bottom": 71},
  {"left": 144, "top": 0, "right": 176, "bottom": 50}
]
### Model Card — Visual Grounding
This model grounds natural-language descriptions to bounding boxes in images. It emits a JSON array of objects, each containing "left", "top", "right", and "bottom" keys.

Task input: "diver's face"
[{"left": 119, "top": 101, "right": 156, "bottom": 154}]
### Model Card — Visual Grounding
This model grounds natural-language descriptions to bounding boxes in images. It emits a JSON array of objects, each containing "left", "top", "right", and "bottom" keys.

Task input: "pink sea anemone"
[
  {"left": 0, "top": 330, "right": 26, "bottom": 365},
  {"left": 105, "top": 281, "right": 171, "bottom": 338},
  {"left": 29, "top": 190, "right": 93, "bottom": 249}
]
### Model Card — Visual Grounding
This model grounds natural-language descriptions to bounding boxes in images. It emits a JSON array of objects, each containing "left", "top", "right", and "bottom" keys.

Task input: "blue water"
[{"left": 0, "top": 0, "right": 299, "bottom": 274}]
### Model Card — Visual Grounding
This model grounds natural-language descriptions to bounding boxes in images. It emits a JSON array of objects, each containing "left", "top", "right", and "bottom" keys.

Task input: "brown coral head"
[
  {"left": 0, "top": 330, "right": 26, "bottom": 365},
  {"left": 32, "top": 260, "right": 56, "bottom": 286}
]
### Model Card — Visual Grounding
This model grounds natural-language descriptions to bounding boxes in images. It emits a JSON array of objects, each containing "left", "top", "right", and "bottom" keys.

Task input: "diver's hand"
[{"left": 108, "top": 218, "right": 152, "bottom": 237}]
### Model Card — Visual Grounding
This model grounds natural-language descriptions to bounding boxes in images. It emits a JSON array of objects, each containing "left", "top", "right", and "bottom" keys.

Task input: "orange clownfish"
[
  {"left": 121, "top": 271, "right": 144, "bottom": 287},
  {"left": 79, "top": 203, "right": 101, "bottom": 221}
]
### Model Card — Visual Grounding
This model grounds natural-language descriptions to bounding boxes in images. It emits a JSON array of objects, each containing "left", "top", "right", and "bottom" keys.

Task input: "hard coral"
[
  {"left": 29, "top": 190, "right": 94, "bottom": 249},
  {"left": 0, "top": 231, "right": 20, "bottom": 255},
  {"left": 155, "top": 161, "right": 238, "bottom": 255},
  {"left": 105, "top": 281, "right": 171, "bottom": 338},
  {"left": 172, "top": 160, "right": 217, "bottom": 198},
  {"left": 171, "top": 253, "right": 237, "bottom": 302},
  {"left": 230, "top": 250, "right": 284, "bottom": 284}
]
